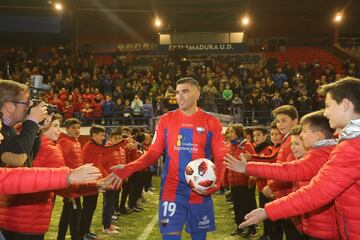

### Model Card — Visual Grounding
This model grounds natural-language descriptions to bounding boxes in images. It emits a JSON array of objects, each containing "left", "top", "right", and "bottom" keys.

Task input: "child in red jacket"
[
  {"left": 226, "top": 110, "right": 339, "bottom": 239},
  {"left": 234, "top": 78, "right": 360, "bottom": 239},
  {"left": 57, "top": 118, "right": 84, "bottom": 240},
  {"left": 251, "top": 126, "right": 273, "bottom": 239},
  {"left": 225, "top": 124, "right": 256, "bottom": 238},
  {"left": 80, "top": 125, "right": 106, "bottom": 239}
]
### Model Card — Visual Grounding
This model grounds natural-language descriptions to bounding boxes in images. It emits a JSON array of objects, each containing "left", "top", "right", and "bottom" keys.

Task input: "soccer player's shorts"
[{"left": 159, "top": 199, "right": 215, "bottom": 234}]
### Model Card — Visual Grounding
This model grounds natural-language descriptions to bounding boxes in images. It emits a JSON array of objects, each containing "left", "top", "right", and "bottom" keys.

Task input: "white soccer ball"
[{"left": 184, "top": 158, "right": 217, "bottom": 191}]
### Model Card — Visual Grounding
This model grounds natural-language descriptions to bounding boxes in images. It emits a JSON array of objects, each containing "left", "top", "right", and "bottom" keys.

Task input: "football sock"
[
  {"left": 191, "top": 232, "right": 207, "bottom": 240},
  {"left": 162, "top": 234, "right": 181, "bottom": 240}
]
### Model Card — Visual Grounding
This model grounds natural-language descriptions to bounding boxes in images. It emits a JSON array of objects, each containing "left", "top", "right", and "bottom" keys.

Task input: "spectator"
[
  {"left": 131, "top": 95, "right": 144, "bottom": 125},
  {"left": 273, "top": 67, "right": 287, "bottom": 89},
  {"left": 102, "top": 94, "right": 115, "bottom": 125},
  {"left": 201, "top": 80, "right": 218, "bottom": 112}
]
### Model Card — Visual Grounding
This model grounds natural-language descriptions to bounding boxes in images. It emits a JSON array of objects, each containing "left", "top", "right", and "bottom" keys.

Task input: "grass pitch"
[{"left": 47, "top": 176, "right": 263, "bottom": 240}]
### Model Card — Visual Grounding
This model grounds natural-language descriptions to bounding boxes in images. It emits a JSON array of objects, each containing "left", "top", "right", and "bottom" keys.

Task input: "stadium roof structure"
[{"left": 0, "top": 0, "right": 359, "bottom": 39}]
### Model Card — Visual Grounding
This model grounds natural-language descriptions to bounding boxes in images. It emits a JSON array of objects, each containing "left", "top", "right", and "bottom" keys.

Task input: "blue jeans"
[{"left": 102, "top": 190, "right": 117, "bottom": 229}]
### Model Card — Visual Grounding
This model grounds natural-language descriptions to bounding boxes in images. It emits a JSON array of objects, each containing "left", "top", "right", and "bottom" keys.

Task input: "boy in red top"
[
  {"left": 226, "top": 110, "right": 339, "bottom": 239},
  {"left": 234, "top": 78, "right": 360, "bottom": 239},
  {"left": 57, "top": 118, "right": 84, "bottom": 240},
  {"left": 251, "top": 126, "right": 273, "bottom": 239},
  {"left": 80, "top": 125, "right": 106, "bottom": 239}
]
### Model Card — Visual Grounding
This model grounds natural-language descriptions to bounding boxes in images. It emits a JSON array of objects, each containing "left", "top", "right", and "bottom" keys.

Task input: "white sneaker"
[
  {"left": 103, "top": 228, "right": 119, "bottom": 234},
  {"left": 110, "top": 224, "right": 120, "bottom": 230}
]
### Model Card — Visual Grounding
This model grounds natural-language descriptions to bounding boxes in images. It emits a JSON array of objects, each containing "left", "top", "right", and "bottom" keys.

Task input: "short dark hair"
[
  {"left": 89, "top": 125, "right": 106, "bottom": 136},
  {"left": 63, "top": 118, "right": 81, "bottom": 128},
  {"left": 273, "top": 105, "right": 298, "bottom": 120},
  {"left": 0, "top": 80, "right": 28, "bottom": 109},
  {"left": 320, "top": 77, "right": 360, "bottom": 113},
  {"left": 253, "top": 126, "right": 268, "bottom": 135},
  {"left": 229, "top": 124, "right": 245, "bottom": 139},
  {"left": 300, "top": 110, "right": 335, "bottom": 139},
  {"left": 176, "top": 77, "right": 200, "bottom": 91},
  {"left": 289, "top": 125, "right": 302, "bottom": 136}
]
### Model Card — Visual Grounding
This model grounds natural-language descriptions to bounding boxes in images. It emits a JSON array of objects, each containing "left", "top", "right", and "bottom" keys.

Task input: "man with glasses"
[{"left": 0, "top": 79, "right": 47, "bottom": 167}]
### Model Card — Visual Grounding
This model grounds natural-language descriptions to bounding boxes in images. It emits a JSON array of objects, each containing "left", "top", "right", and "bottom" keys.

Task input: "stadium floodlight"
[
  {"left": 154, "top": 18, "right": 162, "bottom": 28},
  {"left": 241, "top": 16, "right": 250, "bottom": 26},
  {"left": 54, "top": 2, "right": 63, "bottom": 11},
  {"left": 334, "top": 12, "right": 343, "bottom": 23}
]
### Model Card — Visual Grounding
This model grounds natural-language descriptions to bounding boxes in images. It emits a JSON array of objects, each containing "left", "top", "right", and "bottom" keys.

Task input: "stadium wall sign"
[
  {"left": 157, "top": 43, "right": 247, "bottom": 53},
  {"left": 117, "top": 42, "right": 158, "bottom": 52}
]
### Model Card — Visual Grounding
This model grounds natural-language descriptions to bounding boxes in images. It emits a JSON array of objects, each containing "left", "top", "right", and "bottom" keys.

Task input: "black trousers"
[
  {"left": 120, "top": 176, "right": 133, "bottom": 209},
  {"left": 230, "top": 185, "right": 256, "bottom": 227},
  {"left": 259, "top": 191, "right": 273, "bottom": 237},
  {"left": 57, "top": 197, "right": 82, "bottom": 240},
  {"left": 80, "top": 194, "right": 98, "bottom": 237},
  {"left": 283, "top": 219, "right": 308, "bottom": 240},
  {"left": 1, "top": 229, "right": 44, "bottom": 240},
  {"left": 129, "top": 172, "right": 144, "bottom": 208}
]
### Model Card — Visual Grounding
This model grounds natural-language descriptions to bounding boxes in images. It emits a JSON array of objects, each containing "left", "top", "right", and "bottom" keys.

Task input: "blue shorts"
[{"left": 158, "top": 199, "right": 215, "bottom": 234}]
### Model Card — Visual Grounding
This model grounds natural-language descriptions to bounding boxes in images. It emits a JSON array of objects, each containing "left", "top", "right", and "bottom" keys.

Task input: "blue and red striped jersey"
[{"left": 115, "top": 109, "right": 226, "bottom": 204}]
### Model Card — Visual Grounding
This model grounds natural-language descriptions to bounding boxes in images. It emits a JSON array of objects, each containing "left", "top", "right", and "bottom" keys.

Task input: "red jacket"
[
  {"left": 101, "top": 143, "right": 124, "bottom": 176},
  {"left": 82, "top": 140, "right": 106, "bottom": 176},
  {"left": 247, "top": 144, "right": 338, "bottom": 239},
  {"left": 253, "top": 142, "right": 273, "bottom": 191},
  {"left": 58, "top": 134, "right": 83, "bottom": 169},
  {"left": 265, "top": 136, "right": 360, "bottom": 240},
  {"left": 226, "top": 140, "right": 255, "bottom": 186},
  {"left": 267, "top": 134, "right": 295, "bottom": 198},
  {"left": 82, "top": 140, "right": 124, "bottom": 177},
  {"left": 0, "top": 167, "right": 69, "bottom": 195},
  {"left": 0, "top": 136, "right": 66, "bottom": 234}
]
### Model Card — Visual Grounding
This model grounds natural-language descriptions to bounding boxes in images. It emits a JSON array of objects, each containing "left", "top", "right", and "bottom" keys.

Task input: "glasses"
[{"left": 11, "top": 99, "right": 33, "bottom": 107}]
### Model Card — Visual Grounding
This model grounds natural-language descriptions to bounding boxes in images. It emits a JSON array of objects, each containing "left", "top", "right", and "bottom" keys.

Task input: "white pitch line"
[{"left": 137, "top": 213, "right": 158, "bottom": 240}]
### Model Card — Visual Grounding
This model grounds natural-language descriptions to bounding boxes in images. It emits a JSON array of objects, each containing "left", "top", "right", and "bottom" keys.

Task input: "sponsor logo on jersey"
[{"left": 161, "top": 218, "right": 169, "bottom": 228}]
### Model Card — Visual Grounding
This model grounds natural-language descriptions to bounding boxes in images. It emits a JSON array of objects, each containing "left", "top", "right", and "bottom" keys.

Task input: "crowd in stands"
[{"left": 0, "top": 46, "right": 359, "bottom": 127}]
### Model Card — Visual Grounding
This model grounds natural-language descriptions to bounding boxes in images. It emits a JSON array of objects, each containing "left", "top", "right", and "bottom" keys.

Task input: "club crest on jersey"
[
  {"left": 196, "top": 127, "right": 205, "bottom": 134},
  {"left": 176, "top": 135, "right": 183, "bottom": 146}
]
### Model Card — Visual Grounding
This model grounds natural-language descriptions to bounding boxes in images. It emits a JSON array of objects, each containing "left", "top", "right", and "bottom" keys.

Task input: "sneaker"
[
  {"left": 230, "top": 228, "right": 244, "bottom": 236},
  {"left": 111, "top": 215, "right": 118, "bottom": 220},
  {"left": 258, "top": 235, "right": 271, "bottom": 240},
  {"left": 135, "top": 203, "right": 144, "bottom": 210},
  {"left": 132, "top": 206, "right": 143, "bottom": 212},
  {"left": 103, "top": 228, "right": 119, "bottom": 234},
  {"left": 114, "top": 210, "right": 121, "bottom": 216},
  {"left": 242, "top": 227, "right": 257, "bottom": 238},
  {"left": 119, "top": 207, "right": 133, "bottom": 214},
  {"left": 109, "top": 224, "right": 120, "bottom": 230},
  {"left": 83, "top": 233, "right": 99, "bottom": 240}
]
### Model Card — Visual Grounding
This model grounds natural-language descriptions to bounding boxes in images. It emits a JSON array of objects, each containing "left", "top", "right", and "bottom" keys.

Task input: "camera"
[
  {"left": 29, "top": 75, "right": 57, "bottom": 115},
  {"left": 32, "top": 99, "right": 58, "bottom": 115}
]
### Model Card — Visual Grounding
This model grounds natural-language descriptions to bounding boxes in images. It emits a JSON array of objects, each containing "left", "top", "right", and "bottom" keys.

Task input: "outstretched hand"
[
  {"left": 100, "top": 173, "right": 123, "bottom": 190},
  {"left": 239, "top": 208, "right": 268, "bottom": 229},
  {"left": 224, "top": 153, "right": 246, "bottom": 173},
  {"left": 68, "top": 164, "right": 102, "bottom": 184}
]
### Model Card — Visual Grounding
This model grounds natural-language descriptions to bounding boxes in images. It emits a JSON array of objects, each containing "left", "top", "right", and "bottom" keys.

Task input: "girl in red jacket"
[{"left": 225, "top": 124, "right": 256, "bottom": 238}]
